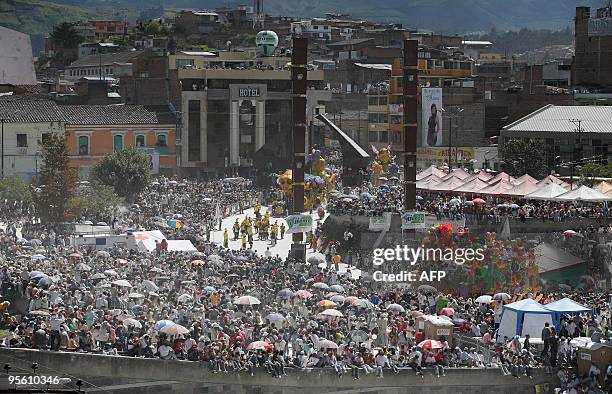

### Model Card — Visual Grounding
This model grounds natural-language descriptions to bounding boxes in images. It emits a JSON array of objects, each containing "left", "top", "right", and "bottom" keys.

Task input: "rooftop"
[
  {"left": 0, "top": 97, "right": 63, "bottom": 123},
  {"left": 502, "top": 104, "right": 612, "bottom": 134},
  {"left": 61, "top": 104, "right": 172, "bottom": 125},
  {"left": 326, "top": 38, "right": 374, "bottom": 47},
  {"left": 67, "top": 51, "right": 142, "bottom": 68}
]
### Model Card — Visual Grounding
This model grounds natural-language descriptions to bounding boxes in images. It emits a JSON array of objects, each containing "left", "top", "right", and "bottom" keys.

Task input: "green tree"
[
  {"left": 91, "top": 147, "right": 151, "bottom": 201},
  {"left": 0, "top": 176, "right": 33, "bottom": 206},
  {"left": 499, "top": 138, "right": 548, "bottom": 178},
  {"left": 50, "top": 22, "right": 83, "bottom": 48},
  {"left": 578, "top": 163, "right": 612, "bottom": 186},
  {"left": 35, "top": 133, "right": 78, "bottom": 223},
  {"left": 69, "top": 181, "right": 124, "bottom": 222}
]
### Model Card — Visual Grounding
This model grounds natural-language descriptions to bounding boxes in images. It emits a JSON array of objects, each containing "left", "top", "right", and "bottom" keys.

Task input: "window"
[
  {"left": 135, "top": 134, "right": 146, "bottom": 147},
  {"left": 156, "top": 134, "right": 167, "bottom": 147},
  {"left": 176, "top": 59, "right": 195, "bottom": 69},
  {"left": 16, "top": 134, "right": 27, "bottom": 148},
  {"left": 368, "top": 96, "right": 378, "bottom": 106},
  {"left": 41, "top": 133, "right": 50, "bottom": 145},
  {"left": 379, "top": 96, "right": 388, "bottom": 106},
  {"left": 113, "top": 134, "right": 124, "bottom": 152},
  {"left": 78, "top": 135, "right": 89, "bottom": 155}
]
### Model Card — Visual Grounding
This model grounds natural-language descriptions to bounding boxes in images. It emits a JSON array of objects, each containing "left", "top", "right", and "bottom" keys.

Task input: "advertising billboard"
[{"left": 422, "top": 88, "right": 443, "bottom": 147}]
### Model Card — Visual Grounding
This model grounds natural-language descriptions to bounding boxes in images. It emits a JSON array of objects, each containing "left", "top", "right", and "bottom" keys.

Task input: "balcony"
[{"left": 178, "top": 68, "right": 324, "bottom": 81}]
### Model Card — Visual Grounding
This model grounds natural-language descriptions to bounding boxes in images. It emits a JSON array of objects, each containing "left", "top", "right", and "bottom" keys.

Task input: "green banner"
[
  {"left": 285, "top": 214, "right": 313, "bottom": 234},
  {"left": 401, "top": 212, "right": 426, "bottom": 229}
]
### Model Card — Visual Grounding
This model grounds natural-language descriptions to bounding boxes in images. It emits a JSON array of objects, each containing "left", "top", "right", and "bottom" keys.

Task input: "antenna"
[{"left": 253, "top": 0, "right": 264, "bottom": 29}]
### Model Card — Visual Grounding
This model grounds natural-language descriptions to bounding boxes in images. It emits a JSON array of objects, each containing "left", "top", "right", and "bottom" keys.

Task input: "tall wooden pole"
[
  {"left": 291, "top": 37, "right": 307, "bottom": 261},
  {"left": 403, "top": 40, "right": 418, "bottom": 214}
]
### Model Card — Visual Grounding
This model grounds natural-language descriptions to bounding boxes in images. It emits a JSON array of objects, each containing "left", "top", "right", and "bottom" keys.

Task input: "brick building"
[{"left": 574, "top": 5, "right": 612, "bottom": 87}]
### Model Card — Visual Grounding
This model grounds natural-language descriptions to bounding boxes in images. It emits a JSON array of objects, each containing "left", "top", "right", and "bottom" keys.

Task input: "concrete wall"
[{"left": 0, "top": 348, "right": 558, "bottom": 394}]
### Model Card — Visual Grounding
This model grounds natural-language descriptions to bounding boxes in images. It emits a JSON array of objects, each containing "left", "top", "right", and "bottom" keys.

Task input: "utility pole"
[
  {"left": 569, "top": 118, "right": 584, "bottom": 191},
  {"left": 403, "top": 40, "right": 418, "bottom": 215},
  {"left": 290, "top": 36, "right": 307, "bottom": 261},
  {"left": 0, "top": 118, "right": 4, "bottom": 179}
]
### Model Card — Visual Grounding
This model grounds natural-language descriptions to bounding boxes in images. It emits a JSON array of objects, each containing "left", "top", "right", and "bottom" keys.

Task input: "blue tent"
[
  {"left": 544, "top": 298, "right": 592, "bottom": 331},
  {"left": 498, "top": 298, "right": 555, "bottom": 339}
]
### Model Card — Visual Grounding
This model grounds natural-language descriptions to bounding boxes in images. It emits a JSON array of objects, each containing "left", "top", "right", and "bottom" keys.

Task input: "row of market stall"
[{"left": 416, "top": 166, "right": 612, "bottom": 201}]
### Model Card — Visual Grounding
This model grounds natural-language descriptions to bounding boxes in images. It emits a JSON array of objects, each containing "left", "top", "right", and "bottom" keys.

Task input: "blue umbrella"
[
  {"left": 203, "top": 286, "right": 216, "bottom": 293},
  {"left": 277, "top": 288, "right": 293, "bottom": 299},
  {"left": 154, "top": 319, "right": 176, "bottom": 331},
  {"left": 31, "top": 273, "right": 48, "bottom": 281},
  {"left": 31, "top": 255, "right": 46, "bottom": 261},
  {"left": 265, "top": 313, "right": 285, "bottom": 321},
  {"left": 360, "top": 192, "right": 373, "bottom": 199}
]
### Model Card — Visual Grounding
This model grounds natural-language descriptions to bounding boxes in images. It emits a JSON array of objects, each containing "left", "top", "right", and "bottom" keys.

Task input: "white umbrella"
[
  {"left": 122, "top": 318, "right": 142, "bottom": 329},
  {"left": 316, "top": 339, "right": 339, "bottom": 349},
  {"left": 142, "top": 280, "right": 159, "bottom": 292},
  {"left": 475, "top": 295, "right": 493, "bottom": 304},
  {"left": 112, "top": 279, "right": 133, "bottom": 288},
  {"left": 318, "top": 309, "right": 344, "bottom": 318},
  {"left": 97, "top": 251, "right": 111, "bottom": 258},
  {"left": 312, "top": 282, "right": 329, "bottom": 290},
  {"left": 128, "top": 292, "right": 145, "bottom": 299},
  {"left": 160, "top": 323, "right": 189, "bottom": 336},
  {"left": 104, "top": 269, "right": 118, "bottom": 277},
  {"left": 91, "top": 273, "right": 107, "bottom": 280},
  {"left": 178, "top": 294, "right": 193, "bottom": 303},
  {"left": 76, "top": 263, "right": 91, "bottom": 271}
]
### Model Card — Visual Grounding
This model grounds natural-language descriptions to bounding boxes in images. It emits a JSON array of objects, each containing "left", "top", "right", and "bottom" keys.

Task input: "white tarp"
[
  {"left": 524, "top": 183, "right": 568, "bottom": 201},
  {"left": 130, "top": 230, "right": 167, "bottom": 252},
  {"left": 166, "top": 240, "right": 198, "bottom": 252},
  {"left": 554, "top": 185, "right": 611, "bottom": 201}
]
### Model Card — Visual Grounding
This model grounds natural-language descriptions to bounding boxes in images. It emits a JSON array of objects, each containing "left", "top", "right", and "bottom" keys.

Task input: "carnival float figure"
[{"left": 274, "top": 147, "right": 338, "bottom": 210}]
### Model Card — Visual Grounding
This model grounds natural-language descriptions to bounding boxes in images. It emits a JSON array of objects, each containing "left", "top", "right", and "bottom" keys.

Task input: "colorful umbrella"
[
  {"left": 418, "top": 339, "right": 444, "bottom": 350},
  {"left": 167, "top": 219, "right": 184, "bottom": 229},
  {"left": 330, "top": 295, "right": 345, "bottom": 303},
  {"left": 318, "top": 299, "right": 337, "bottom": 307},
  {"left": 472, "top": 198, "right": 487, "bottom": 205},
  {"left": 247, "top": 341, "right": 272, "bottom": 351}
]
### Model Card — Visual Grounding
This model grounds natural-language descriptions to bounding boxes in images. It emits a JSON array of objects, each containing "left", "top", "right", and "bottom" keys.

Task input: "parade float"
[
  {"left": 273, "top": 147, "right": 338, "bottom": 214},
  {"left": 370, "top": 145, "right": 400, "bottom": 186}
]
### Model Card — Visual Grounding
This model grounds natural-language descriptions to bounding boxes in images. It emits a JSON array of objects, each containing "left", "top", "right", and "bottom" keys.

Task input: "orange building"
[{"left": 62, "top": 105, "right": 177, "bottom": 178}]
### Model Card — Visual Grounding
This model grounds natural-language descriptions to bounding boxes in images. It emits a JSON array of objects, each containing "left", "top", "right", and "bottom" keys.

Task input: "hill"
[{"left": 0, "top": 0, "right": 89, "bottom": 53}]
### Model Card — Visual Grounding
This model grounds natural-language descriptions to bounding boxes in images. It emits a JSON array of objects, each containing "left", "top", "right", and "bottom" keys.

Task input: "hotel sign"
[
  {"left": 238, "top": 87, "right": 261, "bottom": 98},
  {"left": 589, "top": 17, "right": 612, "bottom": 37},
  {"left": 231, "top": 84, "right": 267, "bottom": 101}
]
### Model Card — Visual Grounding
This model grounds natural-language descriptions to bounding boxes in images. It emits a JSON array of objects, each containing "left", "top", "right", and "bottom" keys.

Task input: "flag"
[{"left": 214, "top": 202, "right": 221, "bottom": 221}]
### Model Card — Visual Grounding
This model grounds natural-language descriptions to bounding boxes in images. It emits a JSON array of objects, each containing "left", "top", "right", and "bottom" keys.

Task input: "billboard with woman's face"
[{"left": 422, "top": 88, "right": 443, "bottom": 147}]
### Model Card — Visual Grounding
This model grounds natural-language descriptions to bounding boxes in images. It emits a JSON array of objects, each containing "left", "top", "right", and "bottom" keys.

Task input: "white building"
[
  {"left": 0, "top": 26, "right": 36, "bottom": 85},
  {"left": 0, "top": 97, "right": 65, "bottom": 179}
]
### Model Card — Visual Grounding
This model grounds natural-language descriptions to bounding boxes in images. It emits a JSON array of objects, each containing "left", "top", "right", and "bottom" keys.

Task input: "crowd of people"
[{"left": 0, "top": 175, "right": 609, "bottom": 393}]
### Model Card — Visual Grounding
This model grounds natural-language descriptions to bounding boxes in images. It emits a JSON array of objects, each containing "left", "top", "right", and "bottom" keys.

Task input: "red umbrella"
[
  {"left": 563, "top": 230, "right": 578, "bottom": 237},
  {"left": 418, "top": 339, "right": 444, "bottom": 350},
  {"left": 439, "top": 307, "right": 455, "bottom": 316},
  {"left": 472, "top": 198, "right": 486, "bottom": 205},
  {"left": 246, "top": 341, "right": 272, "bottom": 351}
]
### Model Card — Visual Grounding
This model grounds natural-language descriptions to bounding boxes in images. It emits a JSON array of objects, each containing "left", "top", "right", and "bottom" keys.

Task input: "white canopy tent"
[
  {"left": 524, "top": 183, "right": 568, "bottom": 200},
  {"left": 498, "top": 298, "right": 555, "bottom": 339},
  {"left": 554, "top": 185, "right": 611, "bottom": 202}
]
